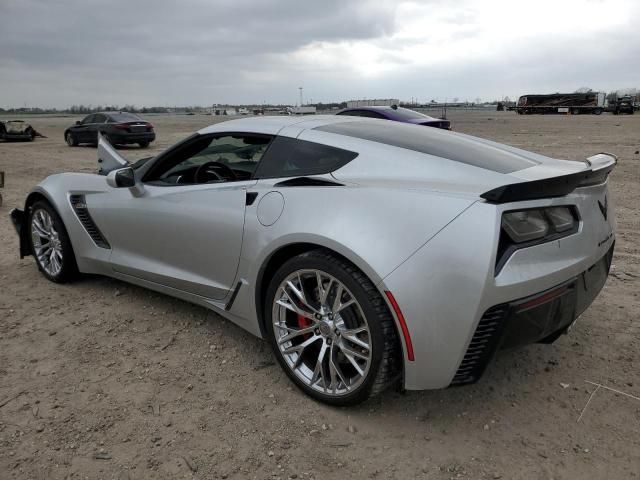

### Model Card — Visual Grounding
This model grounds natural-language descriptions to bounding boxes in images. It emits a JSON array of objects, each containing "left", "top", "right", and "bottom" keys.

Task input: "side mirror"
[
  {"left": 106, "top": 167, "right": 145, "bottom": 196},
  {"left": 107, "top": 167, "right": 136, "bottom": 188},
  {"left": 75, "top": 121, "right": 81, "bottom": 125}
]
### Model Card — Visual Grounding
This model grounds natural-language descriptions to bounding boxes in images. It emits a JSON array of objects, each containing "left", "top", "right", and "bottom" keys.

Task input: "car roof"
[
  {"left": 198, "top": 114, "right": 364, "bottom": 136},
  {"left": 343, "top": 106, "right": 396, "bottom": 111}
]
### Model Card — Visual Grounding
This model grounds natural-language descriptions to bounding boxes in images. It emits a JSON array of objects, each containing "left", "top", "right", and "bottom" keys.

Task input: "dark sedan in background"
[
  {"left": 336, "top": 105, "right": 451, "bottom": 130},
  {"left": 64, "top": 112, "right": 155, "bottom": 148}
]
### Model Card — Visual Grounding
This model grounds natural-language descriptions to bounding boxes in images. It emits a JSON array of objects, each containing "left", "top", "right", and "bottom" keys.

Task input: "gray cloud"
[{"left": 0, "top": 0, "right": 638, "bottom": 108}]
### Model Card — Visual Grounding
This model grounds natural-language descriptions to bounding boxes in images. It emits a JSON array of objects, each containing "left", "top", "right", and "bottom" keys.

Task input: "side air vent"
[
  {"left": 450, "top": 305, "right": 509, "bottom": 385},
  {"left": 69, "top": 195, "right": 111, "bottom": 249}
]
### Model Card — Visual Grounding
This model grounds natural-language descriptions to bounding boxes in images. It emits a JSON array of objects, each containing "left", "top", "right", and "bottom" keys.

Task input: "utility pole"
[{"left": 299, "top": 87, "right": 304, "bottom": 107}]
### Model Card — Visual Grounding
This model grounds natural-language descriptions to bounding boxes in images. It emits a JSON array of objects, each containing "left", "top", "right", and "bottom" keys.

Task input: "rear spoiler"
[{"left": 480, "top": 153, "right": 617, "bottom": 204}]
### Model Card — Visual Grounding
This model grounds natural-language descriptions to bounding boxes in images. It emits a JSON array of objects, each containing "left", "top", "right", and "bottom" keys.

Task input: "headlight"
[{"left": 501, "top": 206, "right": 578, "bottom": 244}]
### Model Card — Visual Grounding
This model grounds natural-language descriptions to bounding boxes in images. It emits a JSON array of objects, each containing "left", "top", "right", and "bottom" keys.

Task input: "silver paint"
[{"left": 18, "top": 115, "right": 616, "bottom": 391}]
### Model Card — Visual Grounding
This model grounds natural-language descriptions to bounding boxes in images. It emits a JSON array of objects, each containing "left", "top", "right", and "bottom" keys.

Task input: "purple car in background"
[{"left": 336, "top": 105, "right": 451, "bottom": 130}]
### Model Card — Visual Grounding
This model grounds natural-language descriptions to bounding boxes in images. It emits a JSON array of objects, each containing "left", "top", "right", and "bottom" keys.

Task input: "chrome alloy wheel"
[
  {"left": 30, "top": 209, "right": 64, "bottom": 277},
  {"left": 272, "top": 269, "right": 372, "bottom": 396}
]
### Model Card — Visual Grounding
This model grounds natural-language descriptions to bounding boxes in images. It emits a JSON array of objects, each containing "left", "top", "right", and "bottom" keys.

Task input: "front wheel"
[
  {"left": 65, "top": 132, "right": 78, "bottom": 146},
  {"left": 265, "top": 250, "right": 400, "bottom": 405},
  {"left": 28, "top": 201, "right": 78, "bottom": 283}
]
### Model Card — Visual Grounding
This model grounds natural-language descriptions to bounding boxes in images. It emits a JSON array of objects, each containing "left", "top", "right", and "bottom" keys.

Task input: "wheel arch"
[
  {"left": 254, "top": 241, "right": 407, "bottom": 375},
  {"left": 20, "top": 190, "right": 69, "bottom": 258}
]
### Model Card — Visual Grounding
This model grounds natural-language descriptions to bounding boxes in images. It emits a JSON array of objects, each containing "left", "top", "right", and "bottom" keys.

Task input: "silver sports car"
[{"left": 10, "top": 115, "right": 616, "bottom": 405}]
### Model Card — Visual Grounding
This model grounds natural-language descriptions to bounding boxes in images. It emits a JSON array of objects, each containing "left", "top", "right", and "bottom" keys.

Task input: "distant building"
[{"left": 346, "top": 99, "right": 399, "bottom": 108}]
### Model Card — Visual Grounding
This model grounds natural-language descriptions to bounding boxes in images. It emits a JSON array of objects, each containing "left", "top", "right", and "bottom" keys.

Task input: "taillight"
[
  {"left": 113, "top": 123, "right": 129, "bottom": 130},
  {"left": 502, "top": 206, "right": 578, "bottom": 244},
  {"left": 496, "top": 206, "right": 579, "bottom": 275},
  {"left": 147, "top": 123, "right": 154, "bottom": 131}
]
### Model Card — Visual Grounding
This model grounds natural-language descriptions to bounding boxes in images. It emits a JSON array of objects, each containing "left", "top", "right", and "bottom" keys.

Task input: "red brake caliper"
[{"left": 297, "top": 315, "right": 312, "bottom": 339}]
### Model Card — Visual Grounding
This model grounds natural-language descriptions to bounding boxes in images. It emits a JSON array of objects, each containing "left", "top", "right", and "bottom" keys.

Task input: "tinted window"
[
  {"left": 255, "top": 136, "right": 358, "bottom": 179},
  {"left": 81, "top": 114, "right": 95, "bottom": 124},
  {"left": 387, "top": 107, "right": 430, "bottom": 121},
  {"left": 145, "top": 133, "right": 272, "bottom": 184},
  {"left": 337, "top": 110, "right": 363, "bottom": 117},
  {"left": 93, "top": 114, "right": 107, "bottom": 123},
  {"left": 359, "top": 110, "right": 386, "bottom": 119},
  {"left": 316, "top": 121, "right": 539, "bottom": 173},
  {"left": 337, "top": 109, "right": 386, "bottom": 119},
  {"left": 108, "top": 112, "right": 143, "bottom": 122}
]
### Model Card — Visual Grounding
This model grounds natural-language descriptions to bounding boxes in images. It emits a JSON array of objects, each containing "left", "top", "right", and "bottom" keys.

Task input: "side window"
[
  {"left": 359, "top": 110, "right": 386, "bottom": 119},
  {"left": 145, "top": 133, "right": 272, "bottom": 185},
  {"left": 81, "top": 114, "right": 95, "bottom": 125},
  {"left": 93, "top": 114, "right": 107, "bottom": 123},
  {"left": 254, "top": 137, "right": 358, "bottom": 179},
  {"left": 337, "top": 110, "right": 362, "bottom": 117}
]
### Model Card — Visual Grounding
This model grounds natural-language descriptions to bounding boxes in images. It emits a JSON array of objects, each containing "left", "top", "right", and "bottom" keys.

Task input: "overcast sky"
[{"left": 1, "top": 0, "right": 639, "bottom": 108}]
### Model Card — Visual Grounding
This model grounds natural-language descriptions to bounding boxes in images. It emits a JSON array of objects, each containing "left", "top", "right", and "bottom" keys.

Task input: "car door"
[
  {"left": 88, "top": 132, "right": 273, "bottom": 300},
  {"left": 75, "top": 114, "right": 95, "bottom": 142},
  {"left": 90, "top": 113, "right": 107, "bottom": 143}
]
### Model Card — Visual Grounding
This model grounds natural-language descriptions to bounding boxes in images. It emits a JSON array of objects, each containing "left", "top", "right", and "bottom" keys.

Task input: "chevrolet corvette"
[{"left": 10, "top": 115, "right": 616, "bottom": 405}]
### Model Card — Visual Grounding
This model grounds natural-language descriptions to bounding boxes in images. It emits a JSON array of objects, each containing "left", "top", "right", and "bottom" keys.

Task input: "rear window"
[
  {"left": 254, "top": 136, "right": 358, "bottom": 179},
  {"left": 316, "top": 121, "right": 539, "bottom": 173},
  {"left": 108, "top": 112, "right": 143, "bottom": 122},
  {"left": 387, "top": 107, "right": 430, "bottom": 120}
]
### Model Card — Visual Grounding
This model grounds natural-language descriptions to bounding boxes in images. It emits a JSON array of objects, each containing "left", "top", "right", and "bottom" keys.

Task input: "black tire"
[
  {"left": 594, "top": 108, "right": 603, "bottom": 115},
  {"left": 571, "top": 108, "right": 580, "bottom": 115},
  {"left": 138, "top": 141, "right": 150, "bottom": 148},
  {"left": 265, "top": 249, "right": 401, "bottom": 406},
  {"left": 65, "top": 132, "right": 78, "bottom": 146},
  {"left": 28, "top": 200, "right": 79, "bottom": 283}
]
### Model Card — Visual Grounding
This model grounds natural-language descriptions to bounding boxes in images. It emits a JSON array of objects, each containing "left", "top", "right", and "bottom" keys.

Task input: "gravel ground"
[{"left": 0, "top": 111, "right": 639, "bottom": 479}]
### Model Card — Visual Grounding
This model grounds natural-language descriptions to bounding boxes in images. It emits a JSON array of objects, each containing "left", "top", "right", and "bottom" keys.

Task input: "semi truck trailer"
[{"left": 516, "top": 92, "right": 606, "bottom": 115}]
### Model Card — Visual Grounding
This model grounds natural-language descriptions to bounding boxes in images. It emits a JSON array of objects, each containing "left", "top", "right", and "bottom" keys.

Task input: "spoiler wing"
[{"left": 480, "top": 153, "right": 617, "bottom": 204}]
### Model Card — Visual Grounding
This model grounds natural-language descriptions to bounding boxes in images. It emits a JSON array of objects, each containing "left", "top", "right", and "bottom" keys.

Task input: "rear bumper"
[
  {"left": 381, "top": 182, "right": 616, "bottom": 390},
  {"left": 2, "top": 133, "right": 32, "bottom": 140},
  {"left": 452, "top": 244, "right": 613, "bottom": 385},
  {"left": 110, "top": 132, "right": 155, "bottom": 144}
]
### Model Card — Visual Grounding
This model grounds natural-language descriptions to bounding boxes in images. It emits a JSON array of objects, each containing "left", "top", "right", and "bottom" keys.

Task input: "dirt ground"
[{"left": 1, "top": 111, "right": 639, "bottom": 480}]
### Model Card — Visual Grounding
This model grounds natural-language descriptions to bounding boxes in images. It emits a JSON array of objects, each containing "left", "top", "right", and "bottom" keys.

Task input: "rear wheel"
[
  {"left": 265, "top": 250, "right": 400, "bottom": 405},
  {"left": 593, "top": 108, "right": 603, "bottom": 115},
  {"left": 65, "top": 132, "right": 78, "bottom": 146},
  {"left": 28, "top": 201, "right": 78, "bottom": 283}
]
